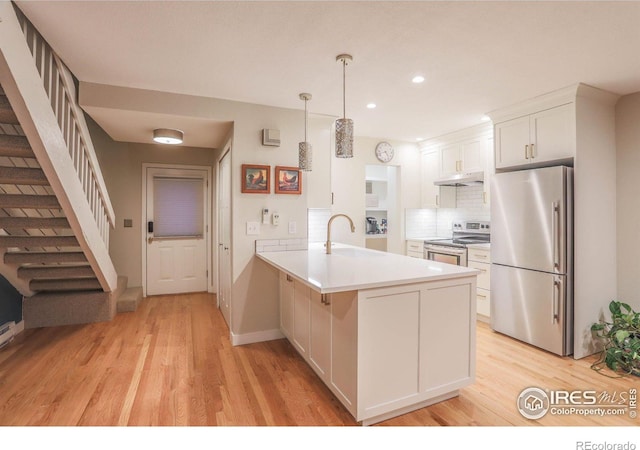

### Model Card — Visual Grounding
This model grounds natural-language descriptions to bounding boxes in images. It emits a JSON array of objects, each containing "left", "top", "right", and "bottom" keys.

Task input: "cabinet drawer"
[
  {"left": 406, "top": 240, "right": 423, "bottom": 253},
  {"left": 468, "top": 260, "right": 490, "bottom": 290},
  {"left": 477, "top": 288, "right": 490, "bottom": 318},
  {"left": 407, "top": 251, "right": 424, "bottom": 259},
  {"left": 468, "top": 248, "right": 490, "bottom": 262}
]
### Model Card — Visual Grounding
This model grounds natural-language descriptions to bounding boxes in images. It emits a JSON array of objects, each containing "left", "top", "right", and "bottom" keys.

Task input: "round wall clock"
[{"left": 375, "top": 141, "right": 394, "bottom": 163}]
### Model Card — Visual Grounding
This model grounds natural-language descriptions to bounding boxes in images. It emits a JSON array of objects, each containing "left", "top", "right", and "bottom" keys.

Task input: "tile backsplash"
[
  {"left": 308, "top": 208, "right": 332, "bottom": 243},
  {"left": 407, "top": 185, "right": 490, "bottom": 237}
]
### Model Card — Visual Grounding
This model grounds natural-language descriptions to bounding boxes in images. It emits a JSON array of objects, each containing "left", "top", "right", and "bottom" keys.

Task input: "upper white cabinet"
[
  {"left": 440, "top": 136, "right": 485, "bottom": 176},
  {"left": 420, "top": 123, "right": 492, "bottom": 209},
  {"left": 494, "top": 103, "right": 575, "bottom": 169},
  {"left": 420, "top": 150, "right": 456, "bottom": 208}
]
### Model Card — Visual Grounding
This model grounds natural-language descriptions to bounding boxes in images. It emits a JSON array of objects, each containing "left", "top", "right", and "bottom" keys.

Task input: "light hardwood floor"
[{"left": 0, "top": 292, "right": 637, "bottom": 426}]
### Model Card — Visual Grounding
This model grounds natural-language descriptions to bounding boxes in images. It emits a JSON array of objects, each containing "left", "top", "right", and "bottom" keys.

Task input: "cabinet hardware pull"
[
  {"left": 477, "top": 294, "right": 487, "bottom": 299},
  {"left": 530, "top": 143, "right": 535, "bottom": 159},
  {"left": 483, "top": 192, "right": 487, "bottom": 204},
  {"left": 525, "top": 144, "right": 530, "bottom": 159},
  {"left": 286, "top": 274, "right": 293, "bottom": 282}
]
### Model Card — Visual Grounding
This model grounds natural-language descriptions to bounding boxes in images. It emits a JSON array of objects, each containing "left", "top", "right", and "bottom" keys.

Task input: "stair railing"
[{"left": 15, "top": 7, "right": 115, "bottom": 248}]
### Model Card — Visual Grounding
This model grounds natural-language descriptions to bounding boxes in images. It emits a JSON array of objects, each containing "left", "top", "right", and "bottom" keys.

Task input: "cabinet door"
[
  {"left": 477, "top": 289, "right": 491, "bottom": 318},
  {"left": 494, "top": 116, "right": 530, "bottom": 169},
  {"left": 330, "top": 291, "right": 358, "bottom": 414},
  {"left": 440, "top": 143, "right": 461, "bottom": 176},
  {"left": 309, "top": 290, "right": 331, "bottom": 381},
  {"left": 460, "top": 138, "right": 485, "bottom": 173},
  {"left": 292, "top": 280, "right": 310, "bottom": 356},
  {"left": 421, "top": 151, "right": 456, "bottom": 208},
  {"left": 468, "top": 260, "right": 490, "bottom": 291},
  {"left": 483, "top": 136, "right": 494, "bottom": 209},
  {"left": 279, "top": 272, "right": 294, "bottom": 339},
  {"left": 530, "top": 103, "right": 575, "bottom": 163},
  {"left": 420, "top": 150, "right": 439, "bottom": 208}
]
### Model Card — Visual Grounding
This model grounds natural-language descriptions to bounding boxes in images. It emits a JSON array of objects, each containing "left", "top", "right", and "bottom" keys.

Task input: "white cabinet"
[
  {"left": 279, "top": 272, "right": 294, "bottom": 339},
  {"left": 420, "top": 150, "right": 456, "bottom": 209},
  {"left": 292, "top": 280, "right": 310, "bottom": 356},
  {"left": 494, "top": 103, "right": 575, "bottom": 169},
  {"left": 440, "top": 137, "right": 485, "bottom": 176},
  {"left": 468, "top": 247, "right": 491, "bottom": 320},
  {"left": 278, "top": 270, "right": 476, "bottom": 425},
  {"left": 406, "top": 240, "right": 424, "bottom": 259},
  {"left": 308, "top": 290, "right": 331, "bottom": 380}
]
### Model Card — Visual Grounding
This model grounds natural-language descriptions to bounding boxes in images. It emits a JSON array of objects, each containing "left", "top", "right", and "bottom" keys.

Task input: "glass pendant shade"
[
  {"left": 335, "top": 54, "right": 354, "bottom": 158},
  {"left": 335, "top": 118, "right": 353, "bottom": 158},
  {"left": 298, "top": 93, "right": 312, "bottom": 171}
]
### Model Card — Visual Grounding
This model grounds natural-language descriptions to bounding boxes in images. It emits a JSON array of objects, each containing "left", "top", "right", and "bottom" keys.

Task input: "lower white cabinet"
[
  {"left": 467, "top": 247, "right": 491, "bottom": 320},
  {"left": 405, "top": 239, "right": 424, "bottom": 258},
  {"left": 279, "top": 271, "right": 476, "bottom": 425}
]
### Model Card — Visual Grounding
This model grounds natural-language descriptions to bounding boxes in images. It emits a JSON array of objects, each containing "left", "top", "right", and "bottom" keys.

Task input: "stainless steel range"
[{"left": 424, "top": 221, "right": 490, "bottom": 266}]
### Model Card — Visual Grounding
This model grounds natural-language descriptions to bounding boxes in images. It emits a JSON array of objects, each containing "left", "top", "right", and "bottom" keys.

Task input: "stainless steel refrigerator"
[{"left": 490, "top": 166, "right": 573, "bottom": 356}]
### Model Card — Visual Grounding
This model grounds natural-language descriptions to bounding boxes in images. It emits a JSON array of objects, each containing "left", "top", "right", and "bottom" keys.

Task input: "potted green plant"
[{"left": 591, "top": 300, "right": 640, "bottom": 377}]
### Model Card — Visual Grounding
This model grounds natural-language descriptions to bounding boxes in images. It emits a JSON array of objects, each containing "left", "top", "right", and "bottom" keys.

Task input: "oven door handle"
[{"left": 425, "top": 245, "right": 466, "bottom": 255}]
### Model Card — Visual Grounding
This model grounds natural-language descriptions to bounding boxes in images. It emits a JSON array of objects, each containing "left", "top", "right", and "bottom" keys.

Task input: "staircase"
[{"left": 0, "top": 3, "right": 140, "bottom": 327}]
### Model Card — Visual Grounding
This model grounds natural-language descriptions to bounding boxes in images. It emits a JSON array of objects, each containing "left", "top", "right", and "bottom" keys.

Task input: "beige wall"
[
  {"left": 88, "top": 117, "right": 221, "bottom": 289},
  {"left": 330, "top": 136, "right": 422, "bottom": 253},
  {"left": 616, "top": 92, "right": 640, "bottom": 309},
  {"left": 82, "top": 83, "right": 336, "bottom": 339}
]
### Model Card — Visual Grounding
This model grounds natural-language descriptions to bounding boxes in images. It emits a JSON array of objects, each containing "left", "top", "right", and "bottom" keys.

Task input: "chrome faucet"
[{"left": 326, "top": 214, "right": 355, "bottom": 254}]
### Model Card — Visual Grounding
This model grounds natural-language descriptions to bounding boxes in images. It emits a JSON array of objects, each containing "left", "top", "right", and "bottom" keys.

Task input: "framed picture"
[
  {"left": 275, "top": 166, "right": 302, "bottom": 194},
  {"left": 241, "top": 164, "right": 270, "bottom": 193}
]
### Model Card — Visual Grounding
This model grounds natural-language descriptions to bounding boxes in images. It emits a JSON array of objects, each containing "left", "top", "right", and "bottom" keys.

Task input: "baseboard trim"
[{"left": 231, "top": 328, "right": 284, "bottom": 346}]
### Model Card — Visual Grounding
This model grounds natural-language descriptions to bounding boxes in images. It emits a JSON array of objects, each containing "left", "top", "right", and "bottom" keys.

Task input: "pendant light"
[
  {"left": 335, "top": 54, "right": 354, "bottom": 158},
  {"left": 298, "top": 93, "right": 312, "bottom": 171}
]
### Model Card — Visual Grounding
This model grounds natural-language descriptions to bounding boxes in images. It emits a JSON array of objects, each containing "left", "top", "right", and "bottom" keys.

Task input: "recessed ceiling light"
[
  {"left": 416, "top": 137, "right": 424, "bottom": 142},
  {"left": 481, "top": 115, "right": 491, "bottom": 122},
  {"left": 412, "top": 75, "right": 425, "bottom": 84},
  {"left": 366, "top": 103, "right": 377, "bottom": 109}
]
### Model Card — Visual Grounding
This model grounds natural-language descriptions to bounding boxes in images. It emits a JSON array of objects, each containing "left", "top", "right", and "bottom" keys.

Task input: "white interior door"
[
  {"left": 218, "top": 151, "right": 232, "bottom": 327},
  {"left": 146, "top": 167, "right": 209, "bottom": 296}
]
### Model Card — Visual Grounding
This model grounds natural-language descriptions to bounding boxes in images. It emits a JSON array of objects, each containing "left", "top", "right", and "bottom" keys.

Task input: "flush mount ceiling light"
[
  {"left": 412, "top": 75, "right": 425, "bottom": 84},
  {"left": 298, "top": 93, "right": 312, "bottom": 171},
  {"left": 153, "top": 128, "right": 183, "bottom": 145},
  {"left": 366, "top": 103, "right": 377, "bottom": 109},
  {"left": 335, "top": 54, "right": 354, "bottom": 158}
]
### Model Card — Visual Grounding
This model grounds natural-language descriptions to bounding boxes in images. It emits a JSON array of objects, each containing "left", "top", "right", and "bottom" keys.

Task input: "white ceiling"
[{"left": 14, "top": 1, "right": 640, "bottom": 148}]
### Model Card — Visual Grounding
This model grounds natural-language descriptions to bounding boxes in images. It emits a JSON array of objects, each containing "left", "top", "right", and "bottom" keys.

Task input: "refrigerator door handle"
[
  {"left": 552, "top": 278, "right": 561, "bottom": 324},
  {"left": 552, "top": 201, "right": 560, "bottom": 272}
]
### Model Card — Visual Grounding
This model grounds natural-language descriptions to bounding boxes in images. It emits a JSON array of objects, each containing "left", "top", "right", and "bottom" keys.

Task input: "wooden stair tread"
[
  {"left": 0, "top": 194, "right": 60, "bottom": 209},
  {"left": 0, "top": 166, "right": 48, "bottom": 185},
  {"left": 0, "top": 135, "right": 34, "bottom": 158},
  {"left": 0, "top": 95, "right": 19, "bottom": 125},
  {"left": 29, "top": 278, "right": 101, "bottom": 291},
  {"left": 18, "top": 264, "right": 94, "bottom": 280},
  {"left": 0, "top": 216, "right": 70, "bottom": 230},
  {"left": 0, "top": 235, "right": 79, "bottom": 248},
  {"left": 4, "top": 251, "right": 86, "bottom": 264}
]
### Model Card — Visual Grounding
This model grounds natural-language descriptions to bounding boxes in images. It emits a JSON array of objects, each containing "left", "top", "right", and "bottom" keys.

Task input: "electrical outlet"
[
  {"left": 246, "top": 221, "right": 260, "bottom": 235},
  {"left": 288, "top": 221, "right": 297, "bottom": 234},
  {"left": 272, "top": 212, "right": 280, "bottom": 226}
]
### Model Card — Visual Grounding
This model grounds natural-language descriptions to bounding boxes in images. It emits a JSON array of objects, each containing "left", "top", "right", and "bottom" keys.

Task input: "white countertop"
[{"left": 256, "top": 242, "right": 478, "bottom": 294}]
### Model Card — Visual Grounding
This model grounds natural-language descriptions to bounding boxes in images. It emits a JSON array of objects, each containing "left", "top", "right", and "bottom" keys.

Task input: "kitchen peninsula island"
[{"left": 256, "top": 242, "right": 478, "bottom": 425}]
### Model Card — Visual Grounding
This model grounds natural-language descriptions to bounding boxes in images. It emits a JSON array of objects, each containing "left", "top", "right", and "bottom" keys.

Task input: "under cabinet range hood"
[{"left": 434, "top": 171, "right": 484, "bottom": 186}]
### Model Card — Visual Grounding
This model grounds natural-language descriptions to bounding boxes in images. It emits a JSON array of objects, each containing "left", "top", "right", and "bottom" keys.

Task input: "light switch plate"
[
  {"left": 288, "top": 221, "right": 296, "bottom": 234},
  {"left": 246, "top": 221, "right": 260, "bottom": 235}
]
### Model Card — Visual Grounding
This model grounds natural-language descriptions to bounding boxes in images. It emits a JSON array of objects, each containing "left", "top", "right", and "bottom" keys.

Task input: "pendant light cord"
[
  {"left": 304, "top": 97, "right": 308, "bottom": 141},
  {"left": 342, "top": 59, "right": 346, "bottom": 119}
]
